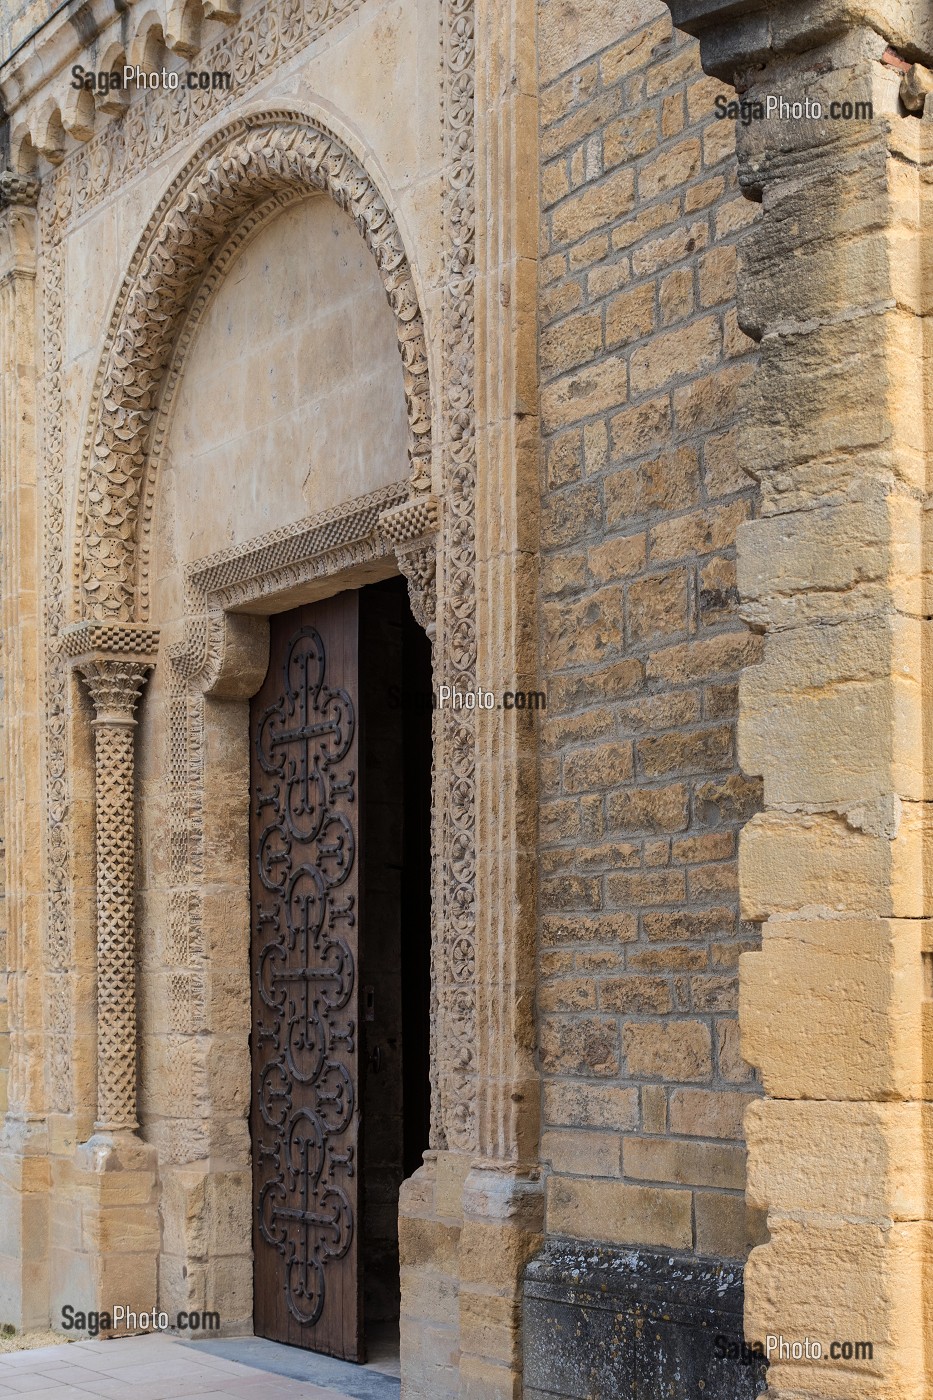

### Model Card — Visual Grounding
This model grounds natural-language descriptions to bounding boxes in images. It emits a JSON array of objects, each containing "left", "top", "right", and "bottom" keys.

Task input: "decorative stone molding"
[
  {"left": 61, "top": 622, "right": 161, "bottom": 660},
  {"left": 0, "top": 172, "right": 39, "bottom": 208},
  {"left": 185, "top": 481, "right": 408, "bottom": 628},
  {"left": 74, "top": 113, "right": 432, "bottom": 624},
  {"left": 435, "top": 0, "right": 479, "bottom": 1155},
  {"left": 69, "top": 650, "right": 156, "bottom": 1134}
]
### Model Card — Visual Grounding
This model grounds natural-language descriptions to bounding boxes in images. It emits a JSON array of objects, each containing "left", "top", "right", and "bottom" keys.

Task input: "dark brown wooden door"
[{"left": 250, "top": 595, "right": 362, "bottom": 1360}]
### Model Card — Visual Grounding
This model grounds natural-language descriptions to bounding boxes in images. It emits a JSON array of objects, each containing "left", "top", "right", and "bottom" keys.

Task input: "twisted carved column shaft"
[{"left": 76, "top": 658, "right": 152, "bottom": 1133}]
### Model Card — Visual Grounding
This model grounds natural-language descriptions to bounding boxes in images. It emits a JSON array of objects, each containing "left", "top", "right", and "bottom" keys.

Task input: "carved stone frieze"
[{"left": 44, "top": 0, "right": 370, "bottom": 235}]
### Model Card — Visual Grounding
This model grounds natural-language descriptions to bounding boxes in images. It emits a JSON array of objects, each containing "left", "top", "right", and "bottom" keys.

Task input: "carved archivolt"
[{"left": 75, "top": 113, "right": 432, "bottom": 624}]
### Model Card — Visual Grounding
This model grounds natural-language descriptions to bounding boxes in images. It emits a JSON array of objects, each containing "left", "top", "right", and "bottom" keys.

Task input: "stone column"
[
  {"left": 57, "top": 631, "right": 160, "bottom": 1326},
  {"left": 74, "top": 657, "right": 152, "bottom": 1133},
  {"left": 665, "top": 4, "right": 933, "bottom": 1398}
]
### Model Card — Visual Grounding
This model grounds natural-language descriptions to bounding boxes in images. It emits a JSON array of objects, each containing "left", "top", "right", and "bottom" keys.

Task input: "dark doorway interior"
[{"left": 358, "top": 576, "right": 433, "bottom": 1345}]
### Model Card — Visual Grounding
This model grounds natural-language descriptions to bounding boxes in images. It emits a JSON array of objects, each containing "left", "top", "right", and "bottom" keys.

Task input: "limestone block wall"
[{"left": 535, "top": 0, "right": 765, "bottom": 1259}]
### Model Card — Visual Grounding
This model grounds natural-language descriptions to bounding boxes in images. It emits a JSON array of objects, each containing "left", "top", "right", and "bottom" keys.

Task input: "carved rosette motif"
[{"left": 73, "top": 657, "right": 154, "bottom": 1132}]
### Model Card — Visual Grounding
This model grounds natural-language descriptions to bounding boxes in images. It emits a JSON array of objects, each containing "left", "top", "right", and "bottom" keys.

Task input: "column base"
[
  {"left": 50, "top": 1132, "right": 159, "bottom": 1334},
  {"left": 399, "top": 1151, "right": 469, "bottom": 1400},
  {"left": 457, "top": 1162, "right": 544, "bottom": 1400},
  {"left": 0, "top": 1122, "right": 51, "bottom": 1331}
]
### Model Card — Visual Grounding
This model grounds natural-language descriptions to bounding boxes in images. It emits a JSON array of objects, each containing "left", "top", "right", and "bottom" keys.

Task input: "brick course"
[{"left": 536, "top": 3, "right": 764, "bottom": 1261}]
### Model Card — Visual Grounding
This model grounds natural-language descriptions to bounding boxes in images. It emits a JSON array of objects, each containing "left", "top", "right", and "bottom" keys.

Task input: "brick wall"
[{"left": 536, "top": 0, "right": 766, "bottom": 1260}]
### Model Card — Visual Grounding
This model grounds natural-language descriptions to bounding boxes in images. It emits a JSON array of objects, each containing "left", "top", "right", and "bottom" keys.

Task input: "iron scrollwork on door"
[{"left": 252, "top": 624, "right": 357, "bottom": 1328}]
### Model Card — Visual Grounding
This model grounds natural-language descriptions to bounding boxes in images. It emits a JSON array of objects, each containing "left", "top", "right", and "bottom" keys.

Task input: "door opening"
[
  {"left": 359, "top": 576, "right": 433, "bottom": 1360},
  {"left": 248, "top": 576, "right": 432, "bottom": 1364}
]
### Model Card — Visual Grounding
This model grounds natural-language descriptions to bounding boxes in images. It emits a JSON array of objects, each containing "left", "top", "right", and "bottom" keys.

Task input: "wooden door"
[{"left": 250, "top": 594, "right": 362, "bottom": 1359}]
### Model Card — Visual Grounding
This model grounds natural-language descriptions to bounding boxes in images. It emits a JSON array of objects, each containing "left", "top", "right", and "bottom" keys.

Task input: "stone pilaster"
[
  {"left": 398, "top": 0, "right": 544, "bottom": 1387},
  {"left": 456, "top": 0, "right": 545, "bottom": 1391},
  {"left": 0, "top": 168, "right": 52, "bottom": 1332},
  {"left": 664, "top": 4, "right": 933, "bottom": 1398},
  {"left": 0, "top": 169, "right": 41, "bottom": 1133}
]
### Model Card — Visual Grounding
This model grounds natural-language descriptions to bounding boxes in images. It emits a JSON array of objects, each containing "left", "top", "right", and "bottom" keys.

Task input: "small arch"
[
  {"left": 61, "top": 86, "right": 97, "bottom": 143},
  {"left": 95, "top": 43, "right": 130, "bottom": 116},
  {"left": 10, "top": 122, "right": 38, "bottom": 174},
  {"left": 129, "top": 12, "right": 171, "bottom": 73},
  {"left": 164, "top": 0, "right": 203, "bottom": 58},
  {"left": 32, "top": 100, "right": 66, "bottom": 164}
]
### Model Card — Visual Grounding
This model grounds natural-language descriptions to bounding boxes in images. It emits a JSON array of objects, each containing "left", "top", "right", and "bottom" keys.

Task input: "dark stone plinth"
[{"left": 522, "top": 1240, "right": 767, "bottom": 1399}]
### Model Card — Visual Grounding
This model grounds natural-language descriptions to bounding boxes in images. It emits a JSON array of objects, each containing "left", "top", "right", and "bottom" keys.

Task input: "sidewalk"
[{"left": 0, "top": 1333, "right": 401, "bottom": 1399}]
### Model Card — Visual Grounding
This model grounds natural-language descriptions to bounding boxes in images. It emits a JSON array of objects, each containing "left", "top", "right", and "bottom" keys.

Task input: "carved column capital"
[
  {"left": 0, "top": 175, "right": 38, "bottom": 288},
  {"left": 63, "top": 624, "right": 160, "bottom": 723},
  {"left": 74, "top": 658, "right": 153, "bottom": 727},
  {"left": 379, "top": 494, "right": 439, "bottom": 639},
  {"left": 667, "top": 0, "right": 933, "bottom": 80}
]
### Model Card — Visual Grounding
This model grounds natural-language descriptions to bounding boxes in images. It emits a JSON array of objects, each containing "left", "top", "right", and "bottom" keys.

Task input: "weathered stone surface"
[{"left": 523, "top": 1242, "right": 766, "bottom": 1398}]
